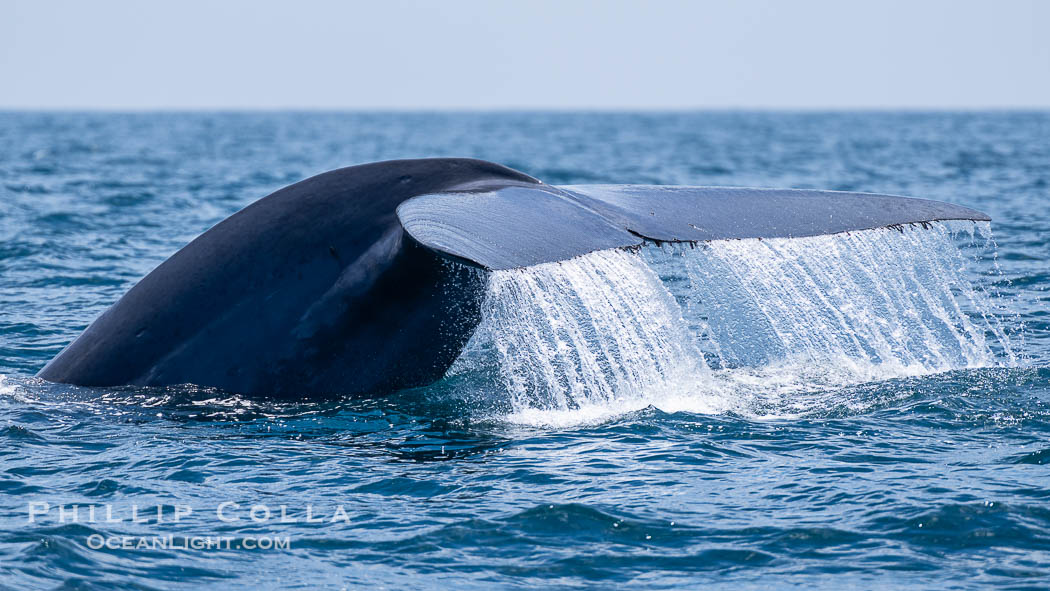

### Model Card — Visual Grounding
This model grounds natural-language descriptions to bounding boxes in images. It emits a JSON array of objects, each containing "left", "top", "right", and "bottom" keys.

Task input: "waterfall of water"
[
  {"left": 454, "top": 221, "right": 1017, "bottom": 421},
  {"left": 647, "top": 221, "right": 1017, "bottom": 379},
  {"left": 460, "top": 249, "right": 706, "bottom": 411}
]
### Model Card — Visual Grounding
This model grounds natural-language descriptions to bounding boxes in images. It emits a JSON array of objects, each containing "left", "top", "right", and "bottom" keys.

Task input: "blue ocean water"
[{"left": 1, "top": 112, "right": 1048, "bottom": 589}]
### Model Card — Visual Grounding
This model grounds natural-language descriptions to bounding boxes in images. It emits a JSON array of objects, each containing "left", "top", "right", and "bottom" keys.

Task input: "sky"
[{"left": 1, "top": 0, "right": 1048, "bottom": 110}]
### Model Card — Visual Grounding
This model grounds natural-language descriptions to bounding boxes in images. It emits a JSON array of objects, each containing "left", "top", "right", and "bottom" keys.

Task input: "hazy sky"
[{"left": 2, "top": 0, "right": 1048, "bottom": 109}]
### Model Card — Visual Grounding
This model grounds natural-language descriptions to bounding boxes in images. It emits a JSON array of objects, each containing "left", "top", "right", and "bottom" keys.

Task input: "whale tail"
[{"left": 38, "top": 158, "right": 990, "bottom": 397}]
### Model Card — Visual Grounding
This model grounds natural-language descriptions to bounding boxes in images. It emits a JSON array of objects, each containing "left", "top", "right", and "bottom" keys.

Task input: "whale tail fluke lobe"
[{"left": 399, "top": 181, "right": 989, "bottom": 271}]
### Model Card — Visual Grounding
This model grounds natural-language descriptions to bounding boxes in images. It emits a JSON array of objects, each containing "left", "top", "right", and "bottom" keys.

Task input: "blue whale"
[{"left": 38, "top": 158, "right": 989, "bottom": 397}]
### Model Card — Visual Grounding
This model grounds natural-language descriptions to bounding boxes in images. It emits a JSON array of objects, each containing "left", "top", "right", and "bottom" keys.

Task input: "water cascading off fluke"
[{"left": 459, "top": 221, "right": 1018, "bottom": 416}]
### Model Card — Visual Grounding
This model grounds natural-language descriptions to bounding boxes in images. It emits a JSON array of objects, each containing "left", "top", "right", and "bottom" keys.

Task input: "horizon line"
[{"left": 3, "top": 106, "right": 1050, "bottom": 114}]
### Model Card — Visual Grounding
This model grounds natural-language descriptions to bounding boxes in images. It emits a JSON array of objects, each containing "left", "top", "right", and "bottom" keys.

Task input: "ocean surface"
[{"left": 1, "top": 112, "right": 1048, "bottom": 590}]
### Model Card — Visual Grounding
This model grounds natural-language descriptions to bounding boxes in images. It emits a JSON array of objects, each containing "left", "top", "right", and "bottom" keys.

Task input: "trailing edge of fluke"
[{"left": 38, "top": 158, "right": 990, "bottom": 397}]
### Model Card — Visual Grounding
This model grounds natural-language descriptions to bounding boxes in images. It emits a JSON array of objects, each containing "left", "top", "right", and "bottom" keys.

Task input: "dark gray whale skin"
[
  {"left": 39, "top": 158, "right": 990, "bottom": 397},
  {"left": 38, "top": 159, "right": 539, "bottom": 397}
]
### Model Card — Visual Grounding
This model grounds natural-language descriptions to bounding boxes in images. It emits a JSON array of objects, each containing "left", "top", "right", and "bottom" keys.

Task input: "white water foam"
[
  {"left": 452, "top": 222, "right": 1018, "bottom": 427},
  {"left": 0, "top": 375, "right": 14, "bottom": 398}
]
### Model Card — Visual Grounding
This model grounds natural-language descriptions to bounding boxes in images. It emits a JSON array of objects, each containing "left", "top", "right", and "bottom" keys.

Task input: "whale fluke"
[
  {"left": 399, "top": 183, "right": 988, "bottom": 270},
  {"left": 38, "top": 158, "right": 990, "bottom": 397}
]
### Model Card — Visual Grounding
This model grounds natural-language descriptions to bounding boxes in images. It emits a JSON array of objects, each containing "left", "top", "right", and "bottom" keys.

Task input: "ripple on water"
[{"left": 1, "top": 112, "right": 1049, "bottom": 589}]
